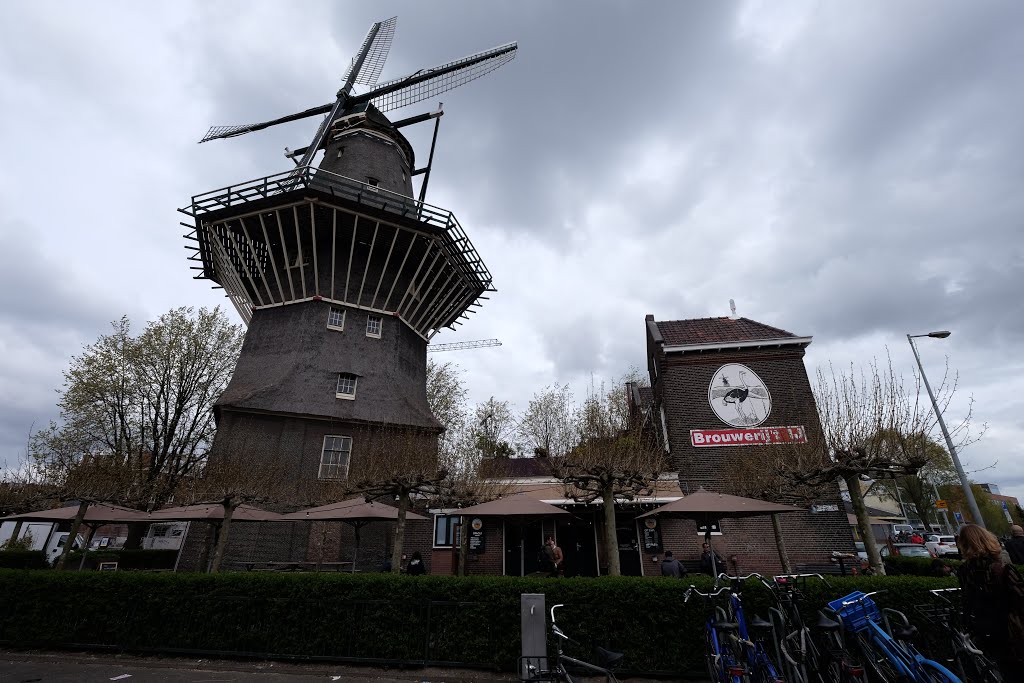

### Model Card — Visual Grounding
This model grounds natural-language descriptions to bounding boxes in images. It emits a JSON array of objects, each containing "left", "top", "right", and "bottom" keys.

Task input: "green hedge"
[
  {"left": 0, "top": 551, "right": 48, "bottom": 570},
  {"left": 0, "top": 570, "right": 959, "bottom": 675}
]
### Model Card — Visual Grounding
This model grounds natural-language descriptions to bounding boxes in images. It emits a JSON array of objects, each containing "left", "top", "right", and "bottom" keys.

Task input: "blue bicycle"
[
  {"left": 718, "top": 573, "right": 786, "bottom": 683},
  {"left": 831, "top": 591, "right": 961, "bottom": 683},
  {"left": 685, "top": 584, "right": 750, "bottom": 683}
]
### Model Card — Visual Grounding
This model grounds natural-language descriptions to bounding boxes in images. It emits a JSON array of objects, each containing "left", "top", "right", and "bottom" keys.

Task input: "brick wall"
[{"left": 647, "top": 331, "right": 855, "bottom": 571}]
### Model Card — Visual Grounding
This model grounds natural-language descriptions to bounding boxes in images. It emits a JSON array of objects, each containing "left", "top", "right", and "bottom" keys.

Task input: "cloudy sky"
[{"left": 1, "top": 2, "right": 1022, "bottom": 502}]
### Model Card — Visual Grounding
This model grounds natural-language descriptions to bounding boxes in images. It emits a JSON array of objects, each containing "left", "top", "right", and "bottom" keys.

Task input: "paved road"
[{"left": 0, "top": 651, "right": 701, "bottom": 683}]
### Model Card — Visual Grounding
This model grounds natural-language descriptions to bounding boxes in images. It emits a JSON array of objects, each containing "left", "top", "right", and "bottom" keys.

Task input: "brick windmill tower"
[{"left": 181, "top": 18, "right": 516, "bottom": 501}]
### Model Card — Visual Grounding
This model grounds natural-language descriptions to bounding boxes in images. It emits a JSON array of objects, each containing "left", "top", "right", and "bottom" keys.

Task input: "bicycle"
[
  {"left": 521, "top": 603, "right": 622, "bottom": 682},
  {"left": 912, "top": 588, "right": 1002, "bottom": 683},
  {"left": 716, "top": 572, "right": 787, "bottom": 683},
  {"left": 830, "top": 590, "right": 961, "bottom": 682},
  {"left": 768, "top": 573, "right": 866, "bottom": 683},
  {"left": 686, "top": 583, "right": 751, "bottom": 682}
]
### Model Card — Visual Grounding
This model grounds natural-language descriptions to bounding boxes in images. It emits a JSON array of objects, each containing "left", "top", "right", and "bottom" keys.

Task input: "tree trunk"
[
  {"left": 907, "top": 487, "right": 932, "bottom": 530},
  {"left": 122, "top": 521, "right": 148, "bottom": 550},
  {"left": 390, "top": 491, "right": 409, "bottom": 574},
  {"left": 56, "top": 501, "right": 89, "bottom": 570},
  {"left": 8, "top": 521, "right": 23, "bottom": 547},
  {"left": 77, "top": 525, "right": 97, "bottom": 571},
  {"left": 845, "top": 473, "right": 885, "bottom": 575},
  {"left": 457, "top": 515, "right": 469, "bottom": 577},
  {"left": 602, "top": 488, "right": 620, "bottom": 576},
  {"left": 209, "top": 502, "right": 236, "bottom": 573},
  {"left": 770, "top": 513, "right": 793, "bottom": 573}
]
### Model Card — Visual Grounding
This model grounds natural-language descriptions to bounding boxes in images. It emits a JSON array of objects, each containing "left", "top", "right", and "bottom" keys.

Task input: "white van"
[{"left": 891, "top": 524, "right": 914, "bottom": 537}]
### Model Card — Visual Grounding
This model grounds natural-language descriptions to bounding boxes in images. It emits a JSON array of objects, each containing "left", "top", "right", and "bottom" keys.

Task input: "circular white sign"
[{"left": 708, "top": 364, "right": 772, "bottom": 427}]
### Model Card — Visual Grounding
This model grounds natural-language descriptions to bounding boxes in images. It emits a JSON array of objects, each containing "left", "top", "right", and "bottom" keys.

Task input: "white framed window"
[
  {"left": 319, "top": 435, "right": 352, "bottom": 480},
  {"left": 366, "top": 315, "right": 382, "bottom": 338},
  {"left": 433, "top": 513, "right": 461, "bottom": 548},
  {"left": 336, "top": 373, "right": 357, "bottom": 399},
  {"left": 327, "top": 307, "right": 345, "bottom": 330}
]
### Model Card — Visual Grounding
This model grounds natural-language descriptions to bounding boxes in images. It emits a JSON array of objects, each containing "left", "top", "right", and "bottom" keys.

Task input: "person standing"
[
  {"left": 660, "top": 551, "right": 685, "bottom": 578},
  {"left": 700, "top": 542, "right": 724, "bottom": 576},
  {"left": 957, "top": 523, "right": 1024, "bottom": 680},
  {"left": 544, "top": 536, "right": 563, "bottom": 577},
  {"left": 1006, "top": 525, "right": 1024, "bottom": 565}
]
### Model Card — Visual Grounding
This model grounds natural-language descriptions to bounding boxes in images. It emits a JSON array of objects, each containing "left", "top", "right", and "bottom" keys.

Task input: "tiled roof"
[{"left": 655, "top": 317, "right": 799, "bottom": 346}]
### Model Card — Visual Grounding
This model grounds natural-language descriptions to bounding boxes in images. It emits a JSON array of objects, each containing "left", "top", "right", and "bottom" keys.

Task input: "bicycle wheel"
[
  {"left": 956, "top": 649, "right": 1003, "bottom": 683},
  {"left": 854, "top": 635, "right": 903, "bottom": 683},
  {"left": 917, "top": 658, "right": 963, "bottom": 683}
]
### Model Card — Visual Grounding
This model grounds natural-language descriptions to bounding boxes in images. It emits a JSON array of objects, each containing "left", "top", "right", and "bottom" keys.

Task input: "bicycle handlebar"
[
  {"left": 685, "top": 584, "right": 731, "bottom": 603},
  {"left": 550, "top": 603, "right": 564, "bottom": 624},
  {"left": 841, "top": 590, "right": 884, "bottom": 606},
  {"left": 717, "top": 572, "right": 765, "bottom": 581}
]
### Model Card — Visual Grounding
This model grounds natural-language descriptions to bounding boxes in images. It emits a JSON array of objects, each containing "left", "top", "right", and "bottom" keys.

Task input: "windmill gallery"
[{"left": 178, "top": 17, "right": 852, "bottom": 576}]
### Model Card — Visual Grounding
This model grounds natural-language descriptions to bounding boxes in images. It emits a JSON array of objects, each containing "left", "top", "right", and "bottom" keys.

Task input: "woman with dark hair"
[{"left": 957, "top": 523, "right": 1024, "bottom": 679}]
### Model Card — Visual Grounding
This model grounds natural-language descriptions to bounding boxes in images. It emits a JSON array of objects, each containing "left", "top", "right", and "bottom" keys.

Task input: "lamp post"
[{"left": 907, "top": 331, "right": 985, "bottom": 530}]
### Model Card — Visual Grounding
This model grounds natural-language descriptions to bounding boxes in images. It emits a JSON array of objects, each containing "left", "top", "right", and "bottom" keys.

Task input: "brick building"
[{"left": 643, "top": 314, "right": 855, "bottom": 572}]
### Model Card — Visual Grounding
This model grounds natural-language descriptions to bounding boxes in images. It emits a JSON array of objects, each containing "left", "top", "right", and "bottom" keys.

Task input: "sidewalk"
[{"left": 0, "top": 650, "right": 699, "bottom": 682}]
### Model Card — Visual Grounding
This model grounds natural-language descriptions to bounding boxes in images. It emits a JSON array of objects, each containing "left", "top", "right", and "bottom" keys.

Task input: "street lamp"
[{"left": 907, "top": 330, "right": 985, "bottom": 530}]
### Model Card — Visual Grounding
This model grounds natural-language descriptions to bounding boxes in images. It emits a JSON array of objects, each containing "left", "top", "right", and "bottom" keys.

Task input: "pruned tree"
[
  {"left": 517, "top": 384, "right": 574, "bottom": 458},
  {"left": 344, "top": 425, "right": 443, "bottom": 573},
  {"left": 176, "top": 446, "right": 290, "bottom": 573},
  {"left": 552, "top": 381, "right": 668, "bottom": 576},
  {"left": 30, "top": 307, "right": 243, "bottom": 523},
  {"left": 777, "top": 356, "right": 979, "bottom": 575}
]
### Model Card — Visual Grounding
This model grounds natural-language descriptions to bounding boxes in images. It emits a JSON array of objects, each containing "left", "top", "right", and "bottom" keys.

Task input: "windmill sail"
[
  {"left": 360, "top": 42, "right": 517, "bottom": 113},
  {"left": 199, "top": 102, "right": 333, "bottom": 143},
  {"left": 344, "top": 15, "right": 396, "bottom": 88}
]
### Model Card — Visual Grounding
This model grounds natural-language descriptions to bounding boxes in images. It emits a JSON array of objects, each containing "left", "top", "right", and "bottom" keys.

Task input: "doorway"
[
  {"left": 556, "top": 515, "right": 598, "bottom": 577},
  {"left": 504, "top": 519, "right": 544, "bottom": 576},
  {"left": 616, "top": 514, "right": 642, "bottom": 576}
]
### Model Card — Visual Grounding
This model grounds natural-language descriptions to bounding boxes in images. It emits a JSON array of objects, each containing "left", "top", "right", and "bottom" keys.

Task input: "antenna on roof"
[{"left": 729, "top": 299, "right": 738, "bottom": 319}]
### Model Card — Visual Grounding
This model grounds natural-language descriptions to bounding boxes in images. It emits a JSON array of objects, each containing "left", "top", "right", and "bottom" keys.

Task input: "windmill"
[
  {"left": 198, "top": 16, "right": 516, "bottom": 204},
  {"left": 177, "top": 18, "right": 516, "bottom": 570}
]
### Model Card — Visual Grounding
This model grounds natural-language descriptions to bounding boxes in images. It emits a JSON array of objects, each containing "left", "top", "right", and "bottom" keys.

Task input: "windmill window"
[
  {"left": 366, "top": 177, "right": 380, "bottom": 192},
  {"left": 327, "top": 307, "right": 345, "bottom": 330},
  {"left": 336, "top": 373, "right": 358, "bottom": 399},
  {"left": 319, "top": 435, "right": 352, "bottom": 480},
  {"left": 366, "top": 315, "right": 382, "bottom": 338}
]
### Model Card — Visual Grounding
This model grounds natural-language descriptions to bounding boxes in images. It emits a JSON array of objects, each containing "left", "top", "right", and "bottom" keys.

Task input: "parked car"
[
  {"left": 924, "top": 534, "right": 959, "bottom": 558},
  {"left": 879, "top": 543, "right": 935, "bottom": 558}
]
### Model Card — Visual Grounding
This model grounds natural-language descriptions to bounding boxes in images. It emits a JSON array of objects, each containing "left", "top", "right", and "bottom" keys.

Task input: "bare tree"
[
  {"left": 344, "top": 425, "right": 442, "bottom": 573},
  {"left": 176, "top": 447, "right": 290, "bottom": 573},
  {"left": 552, "top": 381, "right": 668, "bottom": 576},
  {"left": 779, "top": 356, "right": 979, "bottom": 575},
  {"left": 517, "top": 384, "right": 574, "bottom": 458}
]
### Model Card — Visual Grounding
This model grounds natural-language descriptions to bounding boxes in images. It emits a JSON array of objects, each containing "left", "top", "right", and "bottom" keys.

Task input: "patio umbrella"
[
  {"left": 146, "top": 503, "right": 283, "bottom": 572},
  {"left": 455, "top": 494, "right": 571, "bottom": 517},
  {"left": 2, "top": 503, "right": 151, "bottom": 524},
  {"left": 638, "top": 487, "right": 803, "bottom": 576},
  {"left": 145, "top": 503, "right": 283, "bottom": 521},
  {"left": 280, "top": 498, "right": 427, "bottom": 572},
  {"left": 2, "top": 503, "right": 153, "bottom": 570}
]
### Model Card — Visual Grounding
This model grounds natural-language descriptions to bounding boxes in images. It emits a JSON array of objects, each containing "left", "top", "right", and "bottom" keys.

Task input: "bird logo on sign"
[{"left": 708, "top": 364, "right": 772, "bottom": 427}]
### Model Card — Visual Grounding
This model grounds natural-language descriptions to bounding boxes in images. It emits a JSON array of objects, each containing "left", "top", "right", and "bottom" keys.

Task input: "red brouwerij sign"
[{"left": 690, "top": 426, "right": 807, "bottom": 447}]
